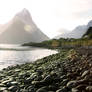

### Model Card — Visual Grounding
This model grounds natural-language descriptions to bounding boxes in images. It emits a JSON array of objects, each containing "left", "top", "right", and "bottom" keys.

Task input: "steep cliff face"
[
  {"left": 0, "top": 9, "right": 49, "bottom": 44},
  {"left": 83, "top": 27, "right": 92, "bottom": 38}
]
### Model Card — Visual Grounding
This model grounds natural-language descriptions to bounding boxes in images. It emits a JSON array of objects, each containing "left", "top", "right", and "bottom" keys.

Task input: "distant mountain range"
[
  {"left": 0, "top": 8, "right": 49, "bottom": 44},
  {"left": 55, "top": 20, "right": 92, "bottom": 39}
]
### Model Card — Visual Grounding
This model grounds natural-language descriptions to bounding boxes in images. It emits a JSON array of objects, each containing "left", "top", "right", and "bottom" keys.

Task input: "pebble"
[{"left": 0, "top": 49, "right": 91, "bottom": 92}]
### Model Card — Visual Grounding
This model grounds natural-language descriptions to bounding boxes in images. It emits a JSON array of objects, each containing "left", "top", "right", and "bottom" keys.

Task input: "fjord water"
[{"left": 0, "top": 44, "right": 57, "bottom": 70}]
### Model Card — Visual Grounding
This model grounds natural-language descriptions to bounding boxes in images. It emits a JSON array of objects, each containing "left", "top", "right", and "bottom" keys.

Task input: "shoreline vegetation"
[
  {"left": 22, "top": 27, "right": 92, "bottom": 49},
  {"left": 22, "top": 38, "right": 92, "bottom": 50}
]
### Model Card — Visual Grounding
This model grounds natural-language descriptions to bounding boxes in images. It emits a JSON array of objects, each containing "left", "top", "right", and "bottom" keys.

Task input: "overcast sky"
[{"left": 0, "top": 0, "right": 92, "bottom": 38}]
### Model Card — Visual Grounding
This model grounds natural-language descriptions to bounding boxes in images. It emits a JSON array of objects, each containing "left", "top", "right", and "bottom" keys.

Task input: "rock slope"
[
  {"left": 0, "top": 49, "right": 92, "bottom": 92},
  {"left": 83, "top": 27, "right": 92, "bottom": 38}
]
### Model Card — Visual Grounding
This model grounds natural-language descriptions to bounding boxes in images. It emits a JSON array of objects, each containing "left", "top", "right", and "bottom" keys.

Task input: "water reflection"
[{"left": 0, "top": 46, "right": 57, "bottom": 70}]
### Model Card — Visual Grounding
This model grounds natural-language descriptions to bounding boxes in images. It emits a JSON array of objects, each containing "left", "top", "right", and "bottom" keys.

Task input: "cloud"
[
  {"left": 69, "top": 0, "right": 92, "bottom": 12},
  {"left": 54, "top": 0, "right": 92, "bottom": 20},
  {"left": 0, "top": 0, "right": 92, "bottom": 38},
  {"left": 74, "top": 9, "right": 92, "bottom": 18}
]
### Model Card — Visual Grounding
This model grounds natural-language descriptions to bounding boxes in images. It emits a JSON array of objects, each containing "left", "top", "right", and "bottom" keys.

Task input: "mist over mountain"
[
  {"left": 55, "top": 20, "right": 92, "bottom": 39},
  {"left": 0, "top": 9, "right": 49, "bottom": 44},
  {"left": 55, "top": 29, "right": 70, "bottom": 39}
]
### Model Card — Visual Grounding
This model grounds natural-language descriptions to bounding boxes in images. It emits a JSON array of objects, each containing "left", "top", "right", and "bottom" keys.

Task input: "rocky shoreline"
[{"left": 0, "top": 48, "right": 92, "bottom": 92}]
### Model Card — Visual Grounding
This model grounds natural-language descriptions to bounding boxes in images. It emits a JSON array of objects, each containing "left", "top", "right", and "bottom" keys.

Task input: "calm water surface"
[{"left": 0, "top": 45, "right": 57, "bottom": 70}]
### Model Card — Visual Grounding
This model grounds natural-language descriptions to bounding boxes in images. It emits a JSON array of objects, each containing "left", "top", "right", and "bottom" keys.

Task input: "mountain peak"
[
  {"left": 21, "top": 8, "right": 31, "bottom": 15},
  {"left": 15, "top": 8, "right": 32, "bottom": 24},
  {"left": 22, "top": 8, "right": 29, "bottom": 11},
  {"left": 0, "top": 8, "right": 49, "bottom": 44}
]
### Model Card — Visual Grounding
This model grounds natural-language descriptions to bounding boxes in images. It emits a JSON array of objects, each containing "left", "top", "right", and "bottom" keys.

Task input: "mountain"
[
  {"left": 55, "top": 31, "right": 70, "bottom": 39},
  {"left": 55, "top": 29, "right": 70, "bottom": 39},
  {"left": 83, "top": 27, "right": 92, "bottom": 39},
  {"left": 0, "top": 8, "right": 49, "bottom": 44},
  {"left": 55, "top": 20, "right": 92, "bottom": 39},
  {"left": 87, "top": 20, "right": 92, "bottom": 28}
]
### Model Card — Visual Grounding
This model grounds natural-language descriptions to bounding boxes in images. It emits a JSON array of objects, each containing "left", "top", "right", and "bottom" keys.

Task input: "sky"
[{"left": 0, "top": 0, "right": 92, "bottom": 38}]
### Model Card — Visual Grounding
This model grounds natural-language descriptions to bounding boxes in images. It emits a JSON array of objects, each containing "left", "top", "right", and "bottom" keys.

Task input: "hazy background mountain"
[
  {"left": 55, "top": 20, "right": 92, "bottom": 39},
  {"left": 55, "top": 29, "right": 70, "bottom": 39},
  {"left": 0, "top": 9, "right": 49, "bottom": 44}
]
